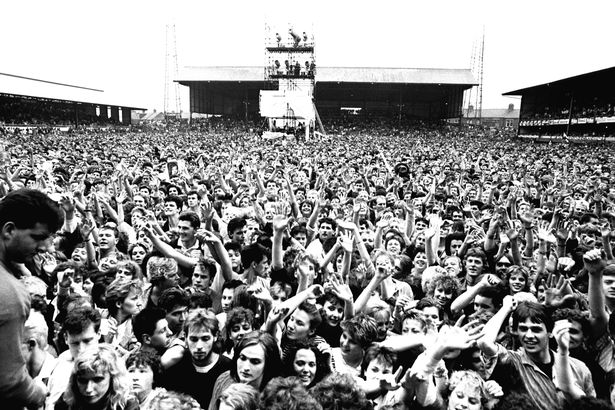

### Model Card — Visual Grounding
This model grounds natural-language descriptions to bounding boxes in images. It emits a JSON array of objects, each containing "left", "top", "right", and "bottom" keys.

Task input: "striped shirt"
[{"left": 490, "top": 344, "right": 595, "bottom": 410}]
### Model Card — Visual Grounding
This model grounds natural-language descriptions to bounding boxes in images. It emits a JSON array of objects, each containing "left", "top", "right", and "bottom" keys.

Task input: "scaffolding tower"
[
  {"left": 264, "top": 24, "right": 316, "bottom": 93},
  {"left": 261, "top": 23, "right": 323, "bottom": 139}
]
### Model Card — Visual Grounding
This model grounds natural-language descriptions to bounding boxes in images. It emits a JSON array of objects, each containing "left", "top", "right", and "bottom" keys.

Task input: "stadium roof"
[
  {"left": 177, "top": 66, "right": 476, "bottom": 85},
  {"left": 503, "top": 66, "right": 615, "bottom": 96},
  {"left": 0, "top": 72, "right": 144, "bottom": 109}
]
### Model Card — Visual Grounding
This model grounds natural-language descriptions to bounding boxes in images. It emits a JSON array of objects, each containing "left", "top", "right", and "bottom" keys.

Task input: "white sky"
[{"left": 2, "top": 0, "right": 615, "bottom": 111}]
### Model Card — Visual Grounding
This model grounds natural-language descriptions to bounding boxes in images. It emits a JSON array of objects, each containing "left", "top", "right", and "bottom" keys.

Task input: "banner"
[{"left": 259, "top": 90, "right": 315, "bottom": 120}]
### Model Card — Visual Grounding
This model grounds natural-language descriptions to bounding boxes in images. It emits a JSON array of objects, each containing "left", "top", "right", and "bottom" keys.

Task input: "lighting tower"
[
  {"left": 477, "top": 26, "right": 485, "bottom": 123},
  {"left": 164, "top": 24, "right": 182, "bottom": 119}
]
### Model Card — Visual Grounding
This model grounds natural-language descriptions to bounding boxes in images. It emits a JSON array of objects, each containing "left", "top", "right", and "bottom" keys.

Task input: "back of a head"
[
  {"left": 310, "top": 373, "right": 373, "bottom": 410},
  {"left": 260, "top": 377, "right": 323, "bottom": 410}
]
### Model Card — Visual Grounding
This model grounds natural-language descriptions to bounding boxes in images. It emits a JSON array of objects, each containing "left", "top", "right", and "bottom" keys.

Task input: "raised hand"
[
  {"left": 59, "top": 194, "right": 76, "bottom": 214},
  {"left": 329, "top": 275, "right": 353, "bottom": 302},
  {"left": 272, "top": 214, "right": 289, "bottom": 233},
  {"left": 376, "top": 213, "right": 392, "bottom": 229},
  {"left": 601, "top": 221, "right": 611, "bottom": 239},
  {"left": 552, "top": 319, "right": 571, "bottom": 353},
  {"left": 504, "top": 223, "right": 519, "bottom": 241},
  {"left": 481, "top": 273, "right": 502, "bottom": 288},
  {"left": 583, "top": 249, "right": 606, "bottom": 275},
  {"left": 201, "top": 197, "right": 214, "bottom": 221},
  {"left": 266, "top": 306, "right": 289, "bottom": 324},
  {"left": 79, "top": 217, "right": 95, "bottom": 239},
  {"left": 338, "top": 230, "right": 355, "bottom": 253},
  {"left": 543, "top": 275, "right": 576, "bottom": 308},
  {"left": 484, "top": 380, "right": 504, "bottom": 398},
  {"left": 379, "top": 367, "right": 404, "bottom": 391},
  {"left": 197, "top": 229, "right": 222, "bottom": 245},
  {"left": 435, "top": 315, "right": 484, "bottom": 352}
]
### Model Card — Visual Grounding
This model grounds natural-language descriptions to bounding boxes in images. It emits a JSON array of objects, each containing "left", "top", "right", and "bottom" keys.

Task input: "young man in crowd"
[
  {"left": 161, "top": 309, "right": 231, "bottom": 409},
  {"left": 0, "top": 189, "right": 63, "bottom": 410},
  {"left": 45, "top": 306, "right": 101, "bottom": 409},
  {"left": 133, "top": 308, "right": 174, "bottom": 356}
]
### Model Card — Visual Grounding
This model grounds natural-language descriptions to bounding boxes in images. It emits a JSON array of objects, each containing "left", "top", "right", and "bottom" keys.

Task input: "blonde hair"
[
  {"left": 219, "top": 383, "right": 259, "bottom": 410},
  {"left": 447, "top": 370, "right": 488, "bottom": 408},
  {"left": 63, "top": 344, "right": 132, "bottom": 409}
]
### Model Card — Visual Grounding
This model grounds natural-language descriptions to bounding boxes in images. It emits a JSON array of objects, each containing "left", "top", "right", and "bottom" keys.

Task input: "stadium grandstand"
[
  {"left": 176, "top": 66, "right": 476, "bottom": 121},
  {"left": 0, "top": 72, "right": 144, "bottom": 128},
  {"left": 504, "top": 65, "right": 615, "bottom": 142}
]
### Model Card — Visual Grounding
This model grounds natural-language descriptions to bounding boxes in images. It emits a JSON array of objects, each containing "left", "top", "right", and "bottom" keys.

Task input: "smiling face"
[
  {"left": 447, "top": 380, "right": 482, "bottom": 410},
  {"left": 413, "top": 252, "right": 427, "bottom": 271},
  {"left": 98, "top": 228, "right": 117, "bottom": 252},
  {"left": 322, "top": 300, "right": 344, "bottom": 327},
  {"left": 465, "top": 256, "right": 484, "bottom": 277},
  {"left": 508, "top": 272, "right": 526, "bottom": 294},
  {"left": 443, "top": 257, "right": 461, "bottom": 276},
  {"left": 293, "top": 348, "right": 317, "bottom": 386},
  {"left": 516, "top": 318, "right": 549, "bottom": 358},
  {"left": 434, "top": 286, "right": 453, "bottom": 308},
  {"left": 364, "top": 358, "right": 393, "bottom": 382}
]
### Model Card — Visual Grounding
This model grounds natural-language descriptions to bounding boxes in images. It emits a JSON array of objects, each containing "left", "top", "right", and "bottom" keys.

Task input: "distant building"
[
  {"left": 461, "top": 104, "right": 520, "bottom": 129},
  {"left": 503, "top": 66, "right": 615, "bottom": 142}
]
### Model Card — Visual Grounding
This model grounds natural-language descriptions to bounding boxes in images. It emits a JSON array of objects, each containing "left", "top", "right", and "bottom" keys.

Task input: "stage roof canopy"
[
  {"left": 503, "top": 66, "right": 615, "bottom": 96},
  {"left": 177, "top": 66, "right": 476, "bottom": 86}
]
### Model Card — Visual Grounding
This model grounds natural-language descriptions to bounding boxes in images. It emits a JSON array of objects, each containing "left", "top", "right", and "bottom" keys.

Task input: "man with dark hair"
[
  {"left": 133, "top": 308, "right": 173, "bottom": 355},
  {"left": 158, "top": 288, "right": 190, "bottom": 338},
  {"left": 46, "top": 306, "right": 101, "bottom": 409},
  {"left": 227, "top": 217, "right": 247, "bottom": 246},
  {"left": 176, "top": 211, "right": 201, "bottom": 252},
  {"left": 479, "top": 299, "right": 595, "bottom": 410},
  {"left": 0, "top": 189, "right": 63, "bottom": 410},
  {"left": 162, "top": 195, "right": 183, "bottom": 231}
]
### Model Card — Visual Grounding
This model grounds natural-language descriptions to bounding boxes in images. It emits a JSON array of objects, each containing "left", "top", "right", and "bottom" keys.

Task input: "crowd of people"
[{"left": 2, "top": 117, "right": 615, "bottom": 410}]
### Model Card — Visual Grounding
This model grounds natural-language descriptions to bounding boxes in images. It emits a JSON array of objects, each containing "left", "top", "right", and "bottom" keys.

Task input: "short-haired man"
[
  {"left": 162, "top": 195, "right": 183, "bottom": 231},
  {"left": 161, "top": 309, "right": 231, "bottom": 409},
  {"left": 45, "top": 306, "right": 101, "bottom": 409},
  {"left": 227, "top": 217, "right": 247, "bottom": 246},
  {"left": 158, "top": 288, "right": 190, "bottom": 339},
  {"left": 479, "top": 300, "right": 595, "bottom": 410},
  {"left": 0, "top": 189, "right": 63, "bottom": 409},
  {"left": 133, "top": 308, "right": 173, "bottom": 356},
  {"left": 176, "top": 211, "right": 201, "bottom": 253}
]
